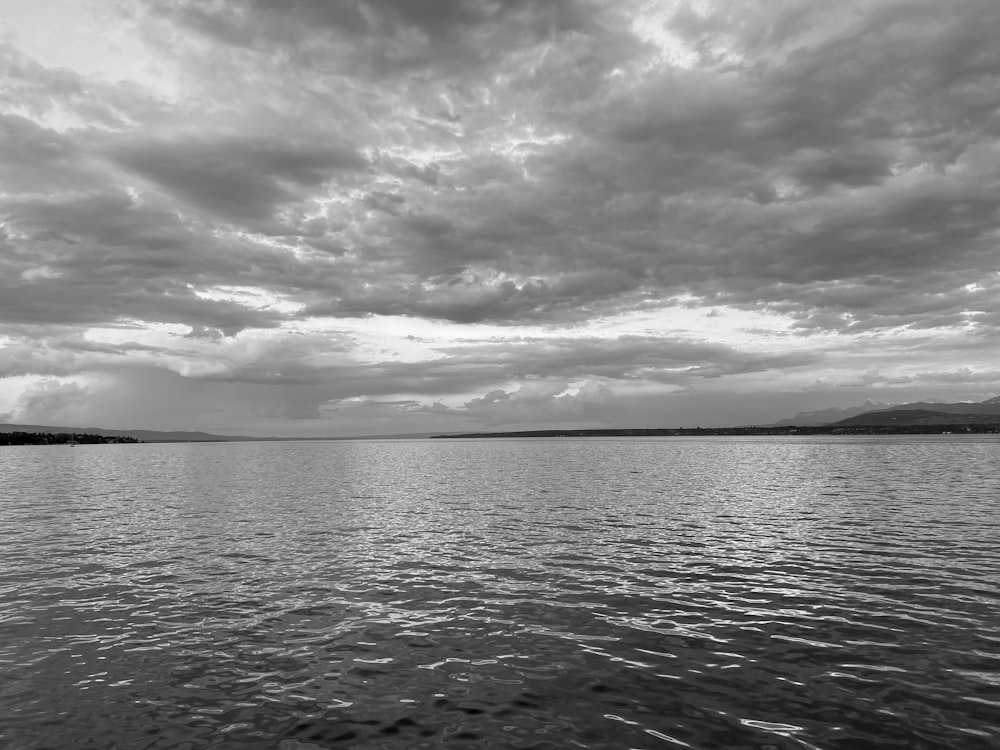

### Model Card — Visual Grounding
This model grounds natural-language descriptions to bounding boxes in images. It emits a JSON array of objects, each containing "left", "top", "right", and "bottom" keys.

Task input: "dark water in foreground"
[{"left": 1, "top": 436, "right": 998, "bottom": 750}]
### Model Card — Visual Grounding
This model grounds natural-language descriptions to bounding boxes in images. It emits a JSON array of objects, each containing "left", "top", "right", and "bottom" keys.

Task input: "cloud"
[
  {"left": 110, "top": 134, "right": 368, "bottom": 225},
  {"left": 149, "top": 0, "right": 600, "bottom": 79},
  {"left": 5, "top": 378, "right": 92, "bottom": 426},
  {"left": 2, "top": 0, "right": 999, "bottom": 433},
  {"left": 12, "top": 1, "right": 1000, "bottom": 329},
  {"left": 431, "top": 379, "right": 616, "bottom": 427}
]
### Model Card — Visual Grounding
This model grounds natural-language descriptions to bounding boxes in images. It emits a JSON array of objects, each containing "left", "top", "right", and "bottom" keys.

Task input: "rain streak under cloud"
[{"left": 1, "top": 0, "right": 999, "bottom": 436}]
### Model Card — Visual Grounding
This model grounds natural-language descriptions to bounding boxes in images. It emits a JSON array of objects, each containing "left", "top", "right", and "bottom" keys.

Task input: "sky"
[{"left": 1, "top": 0, "right": 999, "bottom": 436}]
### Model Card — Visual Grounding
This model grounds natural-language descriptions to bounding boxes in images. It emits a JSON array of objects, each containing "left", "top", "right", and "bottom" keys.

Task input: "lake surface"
[{"left": 1, "top": 436, "right": 998, "bottom": 749}]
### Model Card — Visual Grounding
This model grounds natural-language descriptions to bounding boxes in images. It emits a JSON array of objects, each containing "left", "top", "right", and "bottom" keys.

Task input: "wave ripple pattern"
[{"left": 1, "top": 436, "right": 999, "bottom": 749}]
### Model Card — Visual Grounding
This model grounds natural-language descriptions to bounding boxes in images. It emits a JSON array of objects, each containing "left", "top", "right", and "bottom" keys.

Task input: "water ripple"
[{"left": 1, "top": 436, "right": 999, "bottom": 749}]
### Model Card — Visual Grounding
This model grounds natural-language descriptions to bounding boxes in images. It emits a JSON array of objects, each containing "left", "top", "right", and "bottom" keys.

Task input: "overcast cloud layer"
[{"left": 2, "top": 0, "right": 999, "bottom": 435}]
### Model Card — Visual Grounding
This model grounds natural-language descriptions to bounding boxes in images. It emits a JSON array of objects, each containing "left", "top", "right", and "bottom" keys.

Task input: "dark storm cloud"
[
  {"left": 302, "top": 269, "right": 644, "bottom": 325},
  {"left": 0, "top": 115, "right": 92, "bottom": 192},
  {"left": 12, "top": 0, "right": 995, "bottom": 332},
  {"left": 1, "top": 184, "right": 295, "bottom": 332},
  {"left": 110, "top": 135, "right": 368, "bottom": 224},
  {"left": 1, "top": 106, "right": 353, "bottom": 334},
  {"left": 0, "top": 272, "right": 282, "bottom": 334},
  {"left": 151, "top": 0, "right": 597, "bottom": 77},
  {"left": 0, "top": 331, "right": 168, "bottom": 379}
]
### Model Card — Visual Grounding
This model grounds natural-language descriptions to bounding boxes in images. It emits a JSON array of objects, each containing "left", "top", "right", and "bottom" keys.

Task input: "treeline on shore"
[{"left": 0, "top": 432, "right": 140, "bottom": 446}]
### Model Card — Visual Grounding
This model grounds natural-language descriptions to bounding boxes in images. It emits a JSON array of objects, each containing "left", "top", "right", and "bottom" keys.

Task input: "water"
[{"left": 1, "top": 436, "right": 998, "bottom": 750}]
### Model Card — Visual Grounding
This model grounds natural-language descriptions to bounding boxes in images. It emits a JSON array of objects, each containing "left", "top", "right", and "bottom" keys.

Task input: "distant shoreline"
[
  {"left": 432, "top": 425, "right": 1000, "bottom": 439},
  {"left": 0, "top": 431, "right": 140, "bottom": 446},
  {"left": 4, "top": 425, "right": 999, "bottom": 446}
]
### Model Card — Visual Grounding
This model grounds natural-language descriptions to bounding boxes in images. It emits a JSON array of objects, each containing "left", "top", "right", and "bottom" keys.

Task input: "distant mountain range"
[
  {"left": 771, "top": 400, "right": 893, "bottom": 426},
  {"left": 776, "top": 396, "right": 1000, "bottom": 427},
  {"left": 831, "top": 409, "right": 1000, "bottom": 427}
]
